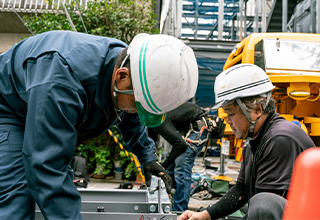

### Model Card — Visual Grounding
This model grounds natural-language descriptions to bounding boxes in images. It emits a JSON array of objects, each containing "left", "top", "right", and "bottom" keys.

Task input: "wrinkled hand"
[
  {"left": 209, "top": 116, "right": 226, "bottom": 139},
  {"left": 143, "top": 160, "right": 173, "bottom": 194},
  {"left": 178, "top": 210, "right": 211, "bottom": 220}
]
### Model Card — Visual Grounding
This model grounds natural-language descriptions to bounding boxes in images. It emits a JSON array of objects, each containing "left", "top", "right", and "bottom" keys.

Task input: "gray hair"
[{"left": 233, "top": 95, "right": 276, "bottom": 114}]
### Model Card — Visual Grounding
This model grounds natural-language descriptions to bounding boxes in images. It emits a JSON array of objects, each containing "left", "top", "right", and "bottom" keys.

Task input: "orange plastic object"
[
  {"left": 235, "top": 139, "right": 244, "bottom": 162},
  {"left": 283, "top": 148, "right": 320, "bottom": 220}
]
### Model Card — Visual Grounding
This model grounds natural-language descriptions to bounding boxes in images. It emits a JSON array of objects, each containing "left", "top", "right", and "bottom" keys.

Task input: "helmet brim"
[
  {"left": 211, "top": 100, "right": 228, "bottom": 111},
  {"left": 136, "top": 102, "right": 166, "bottom": 128}
]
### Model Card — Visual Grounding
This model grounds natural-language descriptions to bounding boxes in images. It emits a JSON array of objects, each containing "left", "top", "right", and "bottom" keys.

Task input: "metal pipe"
[
  {"left": 262, "top": 0, "right": 266, "bottom": 32},
  {"left": 239, "top": 0, "right": 243, "bottom": 40},
  {"left": 176, "top": 0, "right": 182, "bottom": 38},
  {"left": 59, "top": 0, "right": 77, "bottom": 32},
  {"left": 75, "top": 0, "right": 87, "bottom": 33},
  {"left": 5, "top": 0, "right": 34, "bottom": 35},
  {"left": 311, "top": 0, "right": 316, "bottom": 33},
  {"left": 317, "top": 0, "right": 320, "bottom": 33},
  {"left": 218, "top": 0, "right": 224, "bottom": 40},
  {"left": 195, "top": 0, "right": 199, "bottom": 39},
  {"left": 219, "top": 148, "right": 225, "bottom": 175},
  {"left": 244, "top": 0, "right": 247, "bottom": 38},
  {"left": 157, "top": 179, "right": 163, "bottom": 214},
  {"left": 282, "top": 0, "right": 288, "bottom": 32}
]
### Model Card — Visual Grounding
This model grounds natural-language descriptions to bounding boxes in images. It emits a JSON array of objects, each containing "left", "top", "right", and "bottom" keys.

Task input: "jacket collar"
[
  {"left": 94, "top": 47, "right": 124, "bottom": 116},
  {"left": 249, "top": 112, "right": 278, "bottom": 151}
]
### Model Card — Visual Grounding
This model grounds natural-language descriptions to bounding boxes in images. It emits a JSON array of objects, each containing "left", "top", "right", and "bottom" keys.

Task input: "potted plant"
[
  {"left": 108, "top": 126, "right": 141, "bottom": 181},
  {"left": 76, "top": 135, "right": 114, "bottom": 179},
  {"left": 93, "top": 137, "right": 113, "bottom": 178},
  {"left": 74, "top": 142, "right": 95, "bottom": 174},
  {"left": 124, "top": 160, "right": 139, "bottom": 181}
]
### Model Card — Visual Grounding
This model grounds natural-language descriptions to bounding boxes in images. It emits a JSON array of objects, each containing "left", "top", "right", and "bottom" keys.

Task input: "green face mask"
[{"left": 136, "top": 102, "right": 166, "bottom": 128}]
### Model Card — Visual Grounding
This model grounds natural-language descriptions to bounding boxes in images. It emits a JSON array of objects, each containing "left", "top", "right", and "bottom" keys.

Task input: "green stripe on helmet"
[
  {"left": 142, "top": 41, "right": 162, "bottom": 113},
  {"left": 139, "top": 40, "right": 157, "bottom": 113},
  {"left": 138, "top": 39, "right": 162, "bottom": 114}
]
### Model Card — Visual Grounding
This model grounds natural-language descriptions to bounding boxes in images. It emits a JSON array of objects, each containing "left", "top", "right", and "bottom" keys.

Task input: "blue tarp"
[{"left": 195, "top": 57, "right": 226, "bottom": 109}]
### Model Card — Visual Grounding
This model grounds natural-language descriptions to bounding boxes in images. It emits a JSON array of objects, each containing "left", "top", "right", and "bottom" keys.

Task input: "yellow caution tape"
[{"left": 108, "top": 129, "right": 145, "bottom": 182}]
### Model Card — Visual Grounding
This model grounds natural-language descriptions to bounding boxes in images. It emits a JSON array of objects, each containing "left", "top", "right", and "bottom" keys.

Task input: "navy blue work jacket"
[{"left": 0, "top": 31, "right": 157, "bottom": 219}]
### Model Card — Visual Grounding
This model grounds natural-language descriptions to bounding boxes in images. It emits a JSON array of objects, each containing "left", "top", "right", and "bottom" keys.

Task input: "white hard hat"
[
  {"left": 212, "top": 64, "right": 275, "bottom": 110},
  {"left": 128, "top": 33, "right": 199, "bottom": 127}
]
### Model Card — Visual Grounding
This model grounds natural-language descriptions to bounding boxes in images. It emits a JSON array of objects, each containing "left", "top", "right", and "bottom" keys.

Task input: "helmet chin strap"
[
  {"left": 113, "top": 52, "right": 133, "bottom": 111},
  {"left": 259, "top": 91, "right": 272, "bottom": 109},
  {"left": 113, "top": 81, "right": 134, "bottom": 122},
  {"left": 113, "top": 81, "right": 134, "bottom": 110},
  {"left": 235, "top": 98, "right": 261, "bottom": 147}
]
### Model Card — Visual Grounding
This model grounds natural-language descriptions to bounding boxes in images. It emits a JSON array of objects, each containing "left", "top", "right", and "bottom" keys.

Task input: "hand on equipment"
[
  {"left": 178, "top": 210, "right": 211, "bottom": 220},
  {"left": 143, "top": 160, "right": 173, "bottom": 194},
  {"left": 207, "top": 116, "right": 226, "bottom": 139}
]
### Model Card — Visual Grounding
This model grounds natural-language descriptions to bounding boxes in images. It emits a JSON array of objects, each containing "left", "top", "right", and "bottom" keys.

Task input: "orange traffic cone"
[{"left": 283, "top": 147, "right": 320, "bottom": 220}]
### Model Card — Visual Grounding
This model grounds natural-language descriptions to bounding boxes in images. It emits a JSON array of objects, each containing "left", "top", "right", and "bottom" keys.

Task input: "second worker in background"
[{"left": 149, "top": 102, "right": 225, "bottom": 212}]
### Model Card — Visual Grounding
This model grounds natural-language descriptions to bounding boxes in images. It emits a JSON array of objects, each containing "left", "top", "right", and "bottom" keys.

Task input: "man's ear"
[
  {"left": 115, "top": 67, "right": 130, "bottom": 82},
  {"left": 254, "top": 104, "right": 263, "bottom": 118}
]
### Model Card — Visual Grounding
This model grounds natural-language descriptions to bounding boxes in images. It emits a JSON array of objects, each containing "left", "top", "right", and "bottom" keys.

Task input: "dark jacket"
[
  {"left": 205, "top": 113, "right": 316, "bottom": 219},
  {"left": 238, "top": 113, "right": 315, "bottom": 198},
  {"left": 152, "top": 102, "right": 207, "bottom": 168},
  {"left": 0, "top": 31, "right": 157, "bottom": 218}
]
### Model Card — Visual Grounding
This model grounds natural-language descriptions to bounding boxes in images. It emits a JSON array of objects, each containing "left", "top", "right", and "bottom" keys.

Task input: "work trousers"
[
  {"left": 0, "top": 102, "right": 81, "bottom": 219},
  {"left": 242, "top": 192, "right": 287, "bottom": 220},
  {"left": 167, "top": 130, "right": 208, "bottom": 212},
  {"left": 0, "top": 103, "right": 36, "bottom": 219}
]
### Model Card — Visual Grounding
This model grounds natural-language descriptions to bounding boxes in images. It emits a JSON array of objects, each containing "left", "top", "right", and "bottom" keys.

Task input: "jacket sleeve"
[
  {"left": 116, "top": 113, "right": 158, "bottom": 166},
  {"left": 205, "top": 181, "right": 248, "bottom": 219},
  {"left": 22, "top": 55, "right": 84, "bottom": 219},
  {"left": 152, "top": 119, "right": 188, "bottom": 169}
]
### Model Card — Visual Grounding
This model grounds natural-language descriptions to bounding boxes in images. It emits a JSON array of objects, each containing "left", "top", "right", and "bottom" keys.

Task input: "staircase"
[{"left": 267, "top": 0, "right": 298, "bottom": 32}]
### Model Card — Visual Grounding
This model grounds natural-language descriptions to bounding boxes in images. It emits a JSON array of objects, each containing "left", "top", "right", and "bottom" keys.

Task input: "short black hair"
[
  {"left": 115, "top": 47, "right": 133, "bottom": 90},
  {"left": 115, "top": 47, "right": 130, "bottom": 69}
]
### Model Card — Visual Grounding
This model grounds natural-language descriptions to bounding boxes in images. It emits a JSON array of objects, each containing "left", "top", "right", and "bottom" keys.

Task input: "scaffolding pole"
[
  {"left": 317, "top": 0, "right": 320, "bottom": 33},
  {"left": 261, "top": 0, "right": 266, "bottom": 32},
  {"left": 239, "top": 0, "right": 243, "bottom": 40},
  {"left": 254, "top": 0, "right": 259, "bottom": 32},
  {"left": 218, "top": 0, "right": 224, "bottom": 40},
  {"left": 282, "top": 0, "right": 288, "bottom": 32}
]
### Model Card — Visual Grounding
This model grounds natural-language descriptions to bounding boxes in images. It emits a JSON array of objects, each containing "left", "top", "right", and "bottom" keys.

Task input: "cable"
[
  {"left": 5, "top": 0, "right": 34, "bottom": 36},
  {"left": 59, "top": 0, "right": 77, "bottom": 32},
  {"left": 75, "top": 0, "right": 87, "bottom": 34}
]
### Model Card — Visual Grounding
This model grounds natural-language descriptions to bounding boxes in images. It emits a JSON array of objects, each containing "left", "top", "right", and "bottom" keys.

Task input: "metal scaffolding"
[{"left": 160, "top": 0, "right": 320, "bottom": 40}]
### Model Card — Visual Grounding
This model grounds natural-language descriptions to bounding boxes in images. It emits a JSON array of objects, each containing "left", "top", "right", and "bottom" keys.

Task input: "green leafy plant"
[
  {"left": 109, "top": 126, "right": 126, "bottom": 162},
  {"left": 110, "top": 126, "right": 138, "bottom": 178},
  {"left": 75, "top": 135, "right": 113, "bottom": 176},
  {"left": 93, "top": 136, "right": 113, "bottom": 175},
  {"left": 22, "top": 0, "right": 159, "bottom": 44},
  {"left": 124, "top": 160, "right": 138, "bottom": 179},
  {"left": 74, "top": 142, "right": 95, "bottom": 171}
]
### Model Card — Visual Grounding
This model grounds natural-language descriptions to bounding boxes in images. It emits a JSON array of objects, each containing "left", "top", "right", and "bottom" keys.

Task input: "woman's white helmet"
[
  {"left": 212, "top": 64, "right": 275, "bottom": 110},
  {"left": 128, "top": 33, "right": 199, "bottom": 127}
]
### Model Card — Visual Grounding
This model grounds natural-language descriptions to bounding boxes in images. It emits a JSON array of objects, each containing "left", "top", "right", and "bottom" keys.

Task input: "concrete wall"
[
  {"left": 0, "top": 33, "right": 31, "bottom": 53},
  {"left": 0, "top": 11, "right": 32, "bottom": 53}
]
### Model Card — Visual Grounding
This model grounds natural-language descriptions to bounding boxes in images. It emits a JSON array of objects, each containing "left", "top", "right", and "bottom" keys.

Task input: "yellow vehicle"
[{"left": 220, "top": 33, "right": 320, "bottom": 161}]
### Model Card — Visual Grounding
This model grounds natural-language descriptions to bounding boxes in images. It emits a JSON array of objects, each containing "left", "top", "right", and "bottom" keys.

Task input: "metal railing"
[{"left": 0, "top": 0, "right": 90, "bottom": 12}]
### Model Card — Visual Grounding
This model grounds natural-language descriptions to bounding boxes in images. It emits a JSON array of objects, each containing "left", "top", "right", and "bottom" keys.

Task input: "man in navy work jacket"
[{"left": 0, "top": 30, "right": 199, "bottom": 219}]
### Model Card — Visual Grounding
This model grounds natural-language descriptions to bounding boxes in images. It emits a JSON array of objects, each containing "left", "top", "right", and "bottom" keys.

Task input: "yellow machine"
[{"left": 220, "top": 33, "right": 320, "bottom": 160}]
